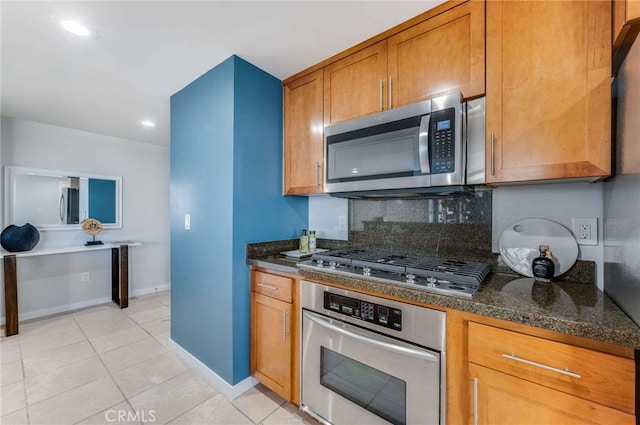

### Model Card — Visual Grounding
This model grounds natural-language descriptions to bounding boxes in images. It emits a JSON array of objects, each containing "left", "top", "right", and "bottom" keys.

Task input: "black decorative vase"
[{"left": 1, "top": 223, "right": 40, "bottom": 252}]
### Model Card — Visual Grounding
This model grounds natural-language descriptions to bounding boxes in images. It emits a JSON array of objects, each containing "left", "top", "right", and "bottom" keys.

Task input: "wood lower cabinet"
[
  {"left": 283, "top": 70, "right": 324, "bottom": 195},
  {"left": 485, "top": 0, "right": 611, "bottom": 183},
  {"left": 387, "top": 0, "right": 485, "bottom": 108},
  {"left": 250, "top": 269, "right": 299, "bottom": 404},
  {"left": 469, "top": 363, "right": 635, "bottom": 425},
  {"left": 467, "top": 322, "right": 635, "bottom": 424}
]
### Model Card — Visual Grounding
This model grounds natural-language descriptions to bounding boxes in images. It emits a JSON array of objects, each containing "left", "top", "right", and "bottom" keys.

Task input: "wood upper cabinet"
[
  {"left": 250, "top": 269, "right": 300, "bottom": 404},
  {"left": 613, "top": 0, "right": 640, "bottom": 73},
  {"left": 614, "top": 0, "right": 640, "bottom": 44},
  {"left": 283, "top": 70, "right": 324, "bottom": 195},
  {"left": 324, "top": 41, "right": 388, "bottom": 125},
  {"left": 284, "top": 1, "right": 485, "bottom": 193},
  {"left": 388, "top": 0, "right": 485, "bottom": 108},
  {"left": 322, "top": 0, "right": 485, "bottom": 126},
  {"left": 485, "top": 0, "right": 612, "bottom": 184}
]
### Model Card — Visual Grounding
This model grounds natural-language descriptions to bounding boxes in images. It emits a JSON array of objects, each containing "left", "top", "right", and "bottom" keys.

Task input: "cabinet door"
[
  {"left": 283, "top": 69, "right": 324, "bottom": 195},
  {"left": 251, "top": 292, "right": 292, "bottom": 400},
  {"left": 486, "top": 0, "right": 611, "bottom": 183},
  {"left": 324, "top": 41, "right": 388, "bottom": 124},
  {"left": 614, "top": 0, "right": 640, "bottom": 44},
  {"left": 388, "top": 0, "right": 485, "bottom": 108},
  {"left": 469, "top": 363, "right": 635, "bottom": 425}
]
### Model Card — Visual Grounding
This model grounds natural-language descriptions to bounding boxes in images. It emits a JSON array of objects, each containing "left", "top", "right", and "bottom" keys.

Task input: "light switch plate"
[{"left": 185, "top": 213, "right": 191, "bottom": 230}]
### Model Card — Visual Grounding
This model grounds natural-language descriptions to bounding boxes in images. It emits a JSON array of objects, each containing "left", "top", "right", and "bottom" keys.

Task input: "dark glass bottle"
[{"left": 532, "top": 244, "right": 555, "bottom": 282}]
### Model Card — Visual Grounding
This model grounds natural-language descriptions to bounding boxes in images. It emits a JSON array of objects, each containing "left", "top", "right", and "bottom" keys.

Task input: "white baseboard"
[
  {"left": 0, "top": 284, "right": 171, "bottom": 326},
  {"left": 2, "top": 295, "right": 113, "bottom": 325},
  {"left": 131, "top": 284, "right": 171, "bottom": 298},
  {"left": 168, "top": 338, "right": 258, "bottom": 399}
]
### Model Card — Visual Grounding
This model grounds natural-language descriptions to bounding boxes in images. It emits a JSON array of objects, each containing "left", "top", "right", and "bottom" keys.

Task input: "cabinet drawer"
[
  {"left": 251, "top": 271, "right": 293, "bottom": 303},
  {"left": 469, "top": 363, "right": 635, "bottom": 425},
  {"left": 468, "top": 322, "right": 635, "bottom": 413}
]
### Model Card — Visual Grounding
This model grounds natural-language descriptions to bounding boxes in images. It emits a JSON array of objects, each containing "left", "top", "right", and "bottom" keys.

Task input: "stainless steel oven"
[{"left": 301, "top": 281, "right": 446, "bottom": 425}]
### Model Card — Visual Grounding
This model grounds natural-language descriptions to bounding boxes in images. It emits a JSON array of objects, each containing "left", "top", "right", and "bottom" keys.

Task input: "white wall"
[
  {"left": 492, "top": 182, "right": 604, "bottom": 289},
  {"left": 308, "top": 195, "right": 348, "bottom": 240},
  {"left": 1, "top": 116, "right": 170, "bottom": 322}
]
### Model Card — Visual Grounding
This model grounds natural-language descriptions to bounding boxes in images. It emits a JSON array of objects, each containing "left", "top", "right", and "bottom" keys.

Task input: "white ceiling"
[{"left": 1, "top": 1, "right": 445, "bottom": 146}]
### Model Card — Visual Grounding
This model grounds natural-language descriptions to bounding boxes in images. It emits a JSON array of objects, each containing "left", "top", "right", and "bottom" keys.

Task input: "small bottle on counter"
[
  {"left": 532, "top": 244, "right": 555, "bottom": 282},
  {"left": 309, "top": 230, "right": 317, "bottom": 252},
  {"left": 299, "top": 229, "right": 309, "bottom": 254}
]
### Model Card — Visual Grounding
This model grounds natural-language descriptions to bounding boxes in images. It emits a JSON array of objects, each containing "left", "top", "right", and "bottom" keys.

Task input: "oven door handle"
[{"left": 304, "top": 311, "right": 439, "bottom": 362}]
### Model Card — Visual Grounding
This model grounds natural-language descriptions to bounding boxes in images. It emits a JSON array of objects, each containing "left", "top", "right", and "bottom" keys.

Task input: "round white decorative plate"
[{"left": 498, "top": 218, "right": 578, "bottom": 278}]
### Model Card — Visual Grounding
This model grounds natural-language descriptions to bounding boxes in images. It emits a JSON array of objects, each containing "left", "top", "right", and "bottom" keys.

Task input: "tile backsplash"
[
  {"left": 348, "top": 191, "right": 494, "bottom": 263},
  {"left": 345, "top": 190, "right": 594, "bottom": 283}
]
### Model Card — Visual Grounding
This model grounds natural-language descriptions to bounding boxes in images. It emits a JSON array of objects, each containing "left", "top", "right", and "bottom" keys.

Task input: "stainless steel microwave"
[{"left": 324, "top": 92, "right": 485, "bottom": 197}]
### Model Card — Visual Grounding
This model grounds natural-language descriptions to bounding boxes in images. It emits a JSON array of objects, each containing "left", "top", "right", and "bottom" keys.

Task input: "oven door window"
[{"left": 321, "top": 347, "right": 406, "bottom": 425}]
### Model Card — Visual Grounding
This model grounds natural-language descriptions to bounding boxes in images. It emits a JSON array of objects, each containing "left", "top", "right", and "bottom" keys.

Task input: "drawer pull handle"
[
  {"left": 490, "top": 133, "right": 495, "bottom": 176},
  {"left": 473, "top": 377, "right": 479, "bottom": 425},
  {"left": 283, "top": 310, "right": 288, "bottom": 341},
  {"left": 256, "top": 282, "right": 278, "bottom": 291},
  {"left": 502, "top": 353, "right": 582, "bottom": 379}
]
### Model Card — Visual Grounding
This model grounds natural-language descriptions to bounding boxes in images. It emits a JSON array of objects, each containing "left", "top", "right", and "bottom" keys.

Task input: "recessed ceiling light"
[
  {"left": 141, "top": 120, "right": 156, "bottom": 128},
  {"left": 58, "top": 19, "right": 98, "bottom": 39}
]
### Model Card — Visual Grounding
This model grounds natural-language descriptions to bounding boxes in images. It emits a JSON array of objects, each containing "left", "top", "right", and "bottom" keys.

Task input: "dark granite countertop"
[{"left": 248, "top": 252, "right": 640, "bottom": 350}]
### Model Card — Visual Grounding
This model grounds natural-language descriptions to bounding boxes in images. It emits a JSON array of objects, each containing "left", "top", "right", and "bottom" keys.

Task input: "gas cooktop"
[{"left": 297, "top": 248, "right": 491, "bottom": 298}]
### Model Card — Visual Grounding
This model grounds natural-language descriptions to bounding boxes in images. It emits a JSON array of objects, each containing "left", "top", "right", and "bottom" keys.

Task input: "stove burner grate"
[{"left": 307, "top": 248, "right": 492, "bottom": 297}]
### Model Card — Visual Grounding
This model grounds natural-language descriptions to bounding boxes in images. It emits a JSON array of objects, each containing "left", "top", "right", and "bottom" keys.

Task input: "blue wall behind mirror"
[{"left": 88, "top": 178, "right": 117, "bottom": 223}]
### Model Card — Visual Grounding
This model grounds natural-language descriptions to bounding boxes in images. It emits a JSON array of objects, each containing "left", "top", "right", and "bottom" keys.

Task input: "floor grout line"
[{"left": 2, "top": 291, "right": 314, "bottom": 425}]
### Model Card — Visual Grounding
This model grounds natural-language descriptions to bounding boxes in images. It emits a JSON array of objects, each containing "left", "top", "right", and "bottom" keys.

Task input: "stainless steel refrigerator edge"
[{"left": 604, "top": 34, "right": 640, "bottom": 325}]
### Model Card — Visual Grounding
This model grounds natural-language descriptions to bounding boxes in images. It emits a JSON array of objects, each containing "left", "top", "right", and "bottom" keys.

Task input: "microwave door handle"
[
  {"left": 418, "top": 115, "right": 431, "bottom": 174},
  {"left": 304, "top": 310, "right": 438, "bottom": 362}
]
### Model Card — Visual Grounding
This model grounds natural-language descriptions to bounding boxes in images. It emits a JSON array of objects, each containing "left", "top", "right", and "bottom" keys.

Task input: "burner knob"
[
  {"left": 426, "top": 276, "right": 437, "bottom": 287},
  {"left": 329, "top": 261, "right": 337, "bottom": 269},
  {"left": 406, "top": 273, "right": 416, "bottom": 283},
  {"left": 363, "top": 267, "right": 372, "bottom": 276},
  {"left": 316, "top": 260, "right": 324, "bottom": 267}
]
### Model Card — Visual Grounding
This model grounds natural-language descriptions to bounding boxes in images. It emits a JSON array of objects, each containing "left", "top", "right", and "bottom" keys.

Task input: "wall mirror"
[{"left": 4, "top": 166, "right": 122, "bottom": 230}]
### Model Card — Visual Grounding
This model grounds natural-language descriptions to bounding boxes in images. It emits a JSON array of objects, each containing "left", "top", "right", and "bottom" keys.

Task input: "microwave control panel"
[
  {"left": 324, "top": 292, "right": 402, "bottom": 331},
  {"left": 430, "top": 107, "right": 456, "bottom": 174}
]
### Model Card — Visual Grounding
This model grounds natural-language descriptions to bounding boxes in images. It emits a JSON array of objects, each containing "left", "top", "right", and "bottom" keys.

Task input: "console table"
[{"left": 2, "top": 242, "right": 140, "bottom": 336}]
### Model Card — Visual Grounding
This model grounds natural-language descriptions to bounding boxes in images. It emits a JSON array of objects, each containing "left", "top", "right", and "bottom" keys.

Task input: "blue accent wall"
[
  {"left": 170, "top": 55, "right": 308, "bottom": 385},
  {"left": 88, "top": 178, "right": 116, "bottom": 223}
]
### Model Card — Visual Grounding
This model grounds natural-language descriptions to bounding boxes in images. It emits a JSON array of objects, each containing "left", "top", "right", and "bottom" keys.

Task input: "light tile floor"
[{"left": 1, "top": 291, "right": 316, "bottom": 425}]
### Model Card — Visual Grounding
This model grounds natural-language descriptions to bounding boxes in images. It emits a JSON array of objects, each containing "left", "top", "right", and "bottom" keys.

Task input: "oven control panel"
[{"left": 324, "top": 292, "right": 402, "bottom": 331}]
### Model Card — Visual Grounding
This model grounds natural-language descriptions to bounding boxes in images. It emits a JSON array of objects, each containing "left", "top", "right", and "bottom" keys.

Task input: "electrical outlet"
[
  {"left": 81, "top": 272, "right": 90, "bottom": 282},
  {"left": 572, "top": 218, "right": 598, "bottom": 246}
]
